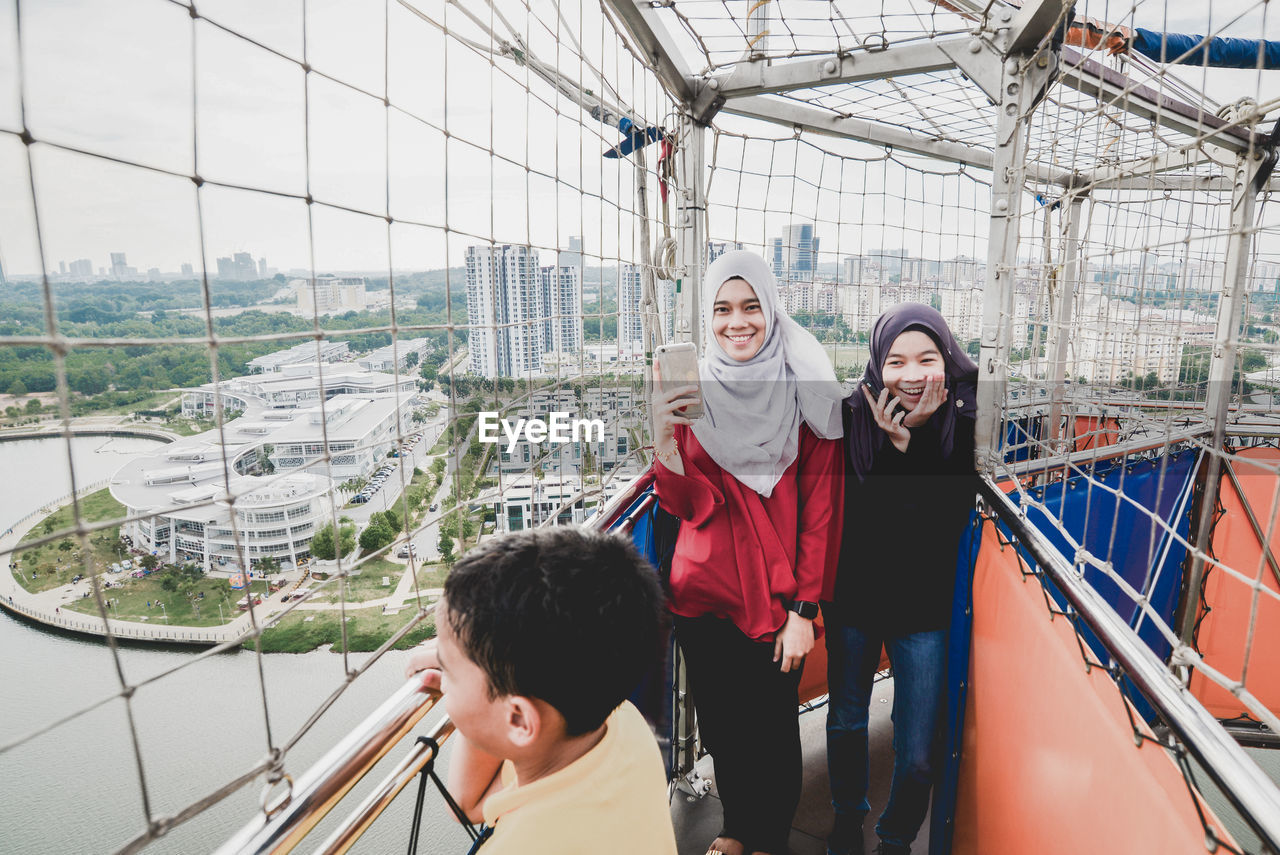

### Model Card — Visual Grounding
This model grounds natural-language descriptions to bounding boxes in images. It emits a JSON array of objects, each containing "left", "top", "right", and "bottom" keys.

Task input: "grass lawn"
[
  {"left": 309, "top": 557, "right": 406, "bottom": 604},
  {"left": 12, "top": 488, "right": 127, "bottom": 593},
  {"left": 62, "top": 573, "right": 265, "bottom": 627},
  {"left": 821, "top": 343, "right": 871, "bottom": 371},
  {"left": 250, "top": 606, "right": 436, "bottom": 654},
  {"left": 163, "top": 418, "right": 215, "bottom": 437},
  {"left": 96, "top": 390, "right": 178, "bottom": 416}
]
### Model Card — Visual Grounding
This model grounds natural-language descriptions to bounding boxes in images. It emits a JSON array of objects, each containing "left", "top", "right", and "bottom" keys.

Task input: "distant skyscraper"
[
  {"left": 707, "top": 240, "right": 743, "bottom": 265},
  {"left": 69, "top": 258, "right": 93, "bottom": 278},
  {"left": 216, "top": 256, "right": 235, "bottom": 279},
  {"left": 771, "top": 224, "right": 819, "bottom": 280},
  {"left": 110, "top": 252, "right": 129, "bottom": 279},
  {"left": 540, "top": 237, "right": 584, "bottom": 355},
  {"left": 181, "top": 262, "right": 194, "bottom": 277},
  {"left": 59, "top": 260, "right": 67, "bottom": 275},
  {"left": 466, "top": 245, "right": 544, "bottom": 378},
  {"left": 619, "top": 263, "right": 674, "bottom": 347},
  {"left": 619, "top": 264, "right": 643, "bottom": 347},
  {"left": 258, "top": 257, "right": 268, "bottom": 277},
  {"left": 234, "top": 252, "right": 256, "bottom": 280}
]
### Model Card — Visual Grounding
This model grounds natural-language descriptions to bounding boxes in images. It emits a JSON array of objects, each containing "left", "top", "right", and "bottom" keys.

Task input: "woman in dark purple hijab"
[{"left": 823, "top": 303, "right": 978, "bottom": 855}]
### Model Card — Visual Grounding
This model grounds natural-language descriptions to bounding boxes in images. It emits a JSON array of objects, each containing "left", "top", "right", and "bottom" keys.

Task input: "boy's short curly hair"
[{"left": 442, "top": 526, "right": 663, "bottom": 736}]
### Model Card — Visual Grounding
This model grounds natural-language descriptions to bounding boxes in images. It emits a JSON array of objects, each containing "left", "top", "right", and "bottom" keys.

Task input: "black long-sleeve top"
[{"left": 827, "top": 415, "right": 978, "bottom": 635}]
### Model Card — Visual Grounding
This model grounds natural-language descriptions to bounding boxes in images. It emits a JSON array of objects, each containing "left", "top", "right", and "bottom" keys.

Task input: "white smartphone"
[{"left": 654, "top": 342, "right": 704, "bottom": 421}]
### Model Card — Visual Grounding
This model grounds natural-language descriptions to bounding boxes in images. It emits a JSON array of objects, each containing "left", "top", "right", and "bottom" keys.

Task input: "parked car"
[
  {"left": 429, "top": 503, "right": 438, "bottom": 512},
  {"left": 351, "top": 495, "right": 368, "bottom": 504}
]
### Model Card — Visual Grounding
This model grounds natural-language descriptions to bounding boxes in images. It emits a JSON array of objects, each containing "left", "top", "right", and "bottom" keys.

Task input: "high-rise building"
[
  {"left": 619, "top": 263, "right": 674, "bottom": 347},
  {"left": 619, "top": 264, "right": 643, "bottom": 347},
  {"left": 707, "top": 240, "right": 743, "bottom": 265},
  {"left": 539, "top": 237, "right": 584, "bottom": 355},
  {"left": 466, "top": 245, "right": 544, "bottom": 378},
  {"left": 296, "top": 276, "right": 367, "bottom": 315},
  {"left": 69, "top": 258, "right": 93, "bottom": 278},
  {"left": 181, "top": 262, "right": 194, "bottom": 277},
  {"left": 234, "top": 252, "right": 256, "bottom": 280},
  {"left": 771, "top": 224, "right": 819, "bottom": 280},
  {"left": 258, "top": 257, "right": 269, "bottom": 277},
  {"left": 59, "top": 261, "right": 67, "bottom": 275},
  {"left": 110, "top": 252, "right": 129, "bottom": 279}
]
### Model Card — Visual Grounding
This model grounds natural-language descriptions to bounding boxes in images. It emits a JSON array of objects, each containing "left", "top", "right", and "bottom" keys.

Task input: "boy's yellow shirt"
[{"left": 480, "top": 700, "right": 677, "bottom": 854}]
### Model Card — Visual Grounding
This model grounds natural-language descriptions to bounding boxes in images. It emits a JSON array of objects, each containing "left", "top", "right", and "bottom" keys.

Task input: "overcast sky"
[{"left": 1, "top": 0, "right": 1278, "bottom": 279}]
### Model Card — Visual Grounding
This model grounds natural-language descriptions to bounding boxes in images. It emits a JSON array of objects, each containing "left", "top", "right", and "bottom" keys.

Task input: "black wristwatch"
[{"left": 786, "top": 599, "right": 820, "bottom": 620}]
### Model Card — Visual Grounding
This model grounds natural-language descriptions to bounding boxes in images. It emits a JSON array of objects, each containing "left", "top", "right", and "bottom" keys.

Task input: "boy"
[{"left": 405, "top": 526, "right": 676, "bottom": 854}]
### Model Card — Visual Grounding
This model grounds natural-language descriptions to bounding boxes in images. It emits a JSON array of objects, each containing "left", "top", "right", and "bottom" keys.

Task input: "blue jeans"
[{"left": 825, "top": 620, "right": 946, "bottom": 849}]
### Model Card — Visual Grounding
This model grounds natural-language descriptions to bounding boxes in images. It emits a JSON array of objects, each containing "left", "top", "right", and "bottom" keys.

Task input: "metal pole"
[
  {"left": 1046, "top": 195, "right": 1084, "bottom": 453},
  {"left": 1180, "top": 151, "right": 1263, "bottom": 646},
  {"left": 974, "top": 67, "right": 1034, "bottom": 473},
  {"left": 675, "top": 116, "right": 706, "bottom": 348}
]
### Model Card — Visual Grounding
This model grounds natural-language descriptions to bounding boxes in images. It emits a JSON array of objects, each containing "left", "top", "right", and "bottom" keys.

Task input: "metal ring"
[{"left": 260, "top": 773, "right": 294, "bottom": 820}]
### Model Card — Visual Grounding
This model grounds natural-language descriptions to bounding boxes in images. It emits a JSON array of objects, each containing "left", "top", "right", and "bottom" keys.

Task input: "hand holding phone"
[{"left": 655, "top": 343, "right": 703, "bottom": 421}]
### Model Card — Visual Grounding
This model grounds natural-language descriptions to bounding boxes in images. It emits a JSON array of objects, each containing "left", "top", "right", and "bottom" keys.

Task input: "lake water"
[{"left": 0, "top": 436, "right": 468, "bottom": 854}]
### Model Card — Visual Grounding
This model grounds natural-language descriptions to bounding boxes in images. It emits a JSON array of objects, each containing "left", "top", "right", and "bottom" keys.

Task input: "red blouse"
[{"left": 653, "top": 422, "right": 844, "bottom": 641}]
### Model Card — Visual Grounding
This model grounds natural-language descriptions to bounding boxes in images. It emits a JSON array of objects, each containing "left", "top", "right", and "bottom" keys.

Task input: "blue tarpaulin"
[
  {"left": 1015, "top": 450, "right": 1198, "bottom": 721},
  {"left": 1132, "top": 28, "right": 1280, "bottom": 70}
]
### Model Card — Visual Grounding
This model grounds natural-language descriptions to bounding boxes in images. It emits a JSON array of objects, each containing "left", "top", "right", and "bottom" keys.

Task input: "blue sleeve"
[{"left": 1132, "top": 28, "right": 1280, "bottom": 70}]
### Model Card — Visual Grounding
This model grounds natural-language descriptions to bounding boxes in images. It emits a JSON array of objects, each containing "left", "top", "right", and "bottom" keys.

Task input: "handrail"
[
  {"left": 214, "top": 675, "right": 442, "bottom": 855},
  {"left": 979, "top": 477, "right": 1280, "bottom": 853},
  {"left": 313, "top": 714, "right": 457, "bottom": 855}
]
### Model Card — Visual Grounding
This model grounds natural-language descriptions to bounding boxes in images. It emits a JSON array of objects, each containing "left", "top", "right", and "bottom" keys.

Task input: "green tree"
[
  {"left": 25, "top": 398, "right": 41, "bottom": 414},
  {"left": 7, "top": 379, "right": 26, "bottom": 397},
  {"left": 310, "top": 521, "right": 356, "bottom": 560},
  {"left": 359, "top": 521, "right": 393, "bottom": 553}
]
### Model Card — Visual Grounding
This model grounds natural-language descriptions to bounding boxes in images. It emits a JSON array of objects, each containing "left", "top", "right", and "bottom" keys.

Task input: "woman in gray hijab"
[{"left": 652, "top": 250, "right": 844, "bottom": 855}]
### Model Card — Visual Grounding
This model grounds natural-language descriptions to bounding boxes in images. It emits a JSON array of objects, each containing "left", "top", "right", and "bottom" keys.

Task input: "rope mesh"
[{"left": 4, "top": 0, "right": 1280, "bottom": 852}]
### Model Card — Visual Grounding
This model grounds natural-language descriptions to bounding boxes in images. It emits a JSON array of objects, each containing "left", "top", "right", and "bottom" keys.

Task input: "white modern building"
[
  {"left": 182, "top": 366, "right": 415, "bottom": 418},
  {"left": 267, "top": 394, "right": 416, "bottom": 480},
  {"left": 540, "top": 238, "right": 585, "bottom": 356},
  {"left": 356, "top": 338, "right": 434, "bottom": 374},
  {"left": 116, "top": 391, "right": 416, "bottom": 571},
  {"left": 248, "top": 341, "right": 350, "bottom": 374}
]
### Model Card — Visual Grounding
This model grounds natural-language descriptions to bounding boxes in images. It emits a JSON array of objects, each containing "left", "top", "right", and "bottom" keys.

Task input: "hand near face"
[
  {"left": 862, "top": 384, "right": 911, "bottom": 453},
  {"left": 901, "top": 374, "right": 948, "bottom": 428},
  {"left": 404, "top": 638, "right": 443, "bottom": 692}
]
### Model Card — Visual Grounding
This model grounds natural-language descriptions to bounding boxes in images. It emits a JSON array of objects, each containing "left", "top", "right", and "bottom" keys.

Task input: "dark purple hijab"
[{"left": 845, "top": 302, "right": 978, "bottom": 481}]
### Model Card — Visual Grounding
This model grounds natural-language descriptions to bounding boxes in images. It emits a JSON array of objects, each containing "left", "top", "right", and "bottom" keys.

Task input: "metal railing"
[{"left": 214, "top": 675, "right": 445, "bottom": 855}]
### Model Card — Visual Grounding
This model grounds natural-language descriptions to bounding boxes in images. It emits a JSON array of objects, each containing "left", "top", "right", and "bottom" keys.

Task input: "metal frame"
[
  {"left": 980, "top": 478, "right": 1280, "bottom": 854},
  {"left": 1180, "top": 150, "right": 1266, "bottom": 646},
  {"left": 599, "top": 0, "right": 695, "bottom": 105}
]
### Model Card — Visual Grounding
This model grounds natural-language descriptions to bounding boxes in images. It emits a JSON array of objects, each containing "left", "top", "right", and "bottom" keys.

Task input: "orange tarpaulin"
[
  {"left": 953, "top": 519, "right": 1235, "bottom": 854},
  {"left": 1189, "top": 446, "right": 1280, "bottom": 719},
  {"left": 1072, "top": 415, "right": 1120, "bottom": 451}
]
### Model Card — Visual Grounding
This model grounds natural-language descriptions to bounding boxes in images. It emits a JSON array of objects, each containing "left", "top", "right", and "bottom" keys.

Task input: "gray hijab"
[{"left": 691, "top": 251, "right": 844, "bottom": 497}]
